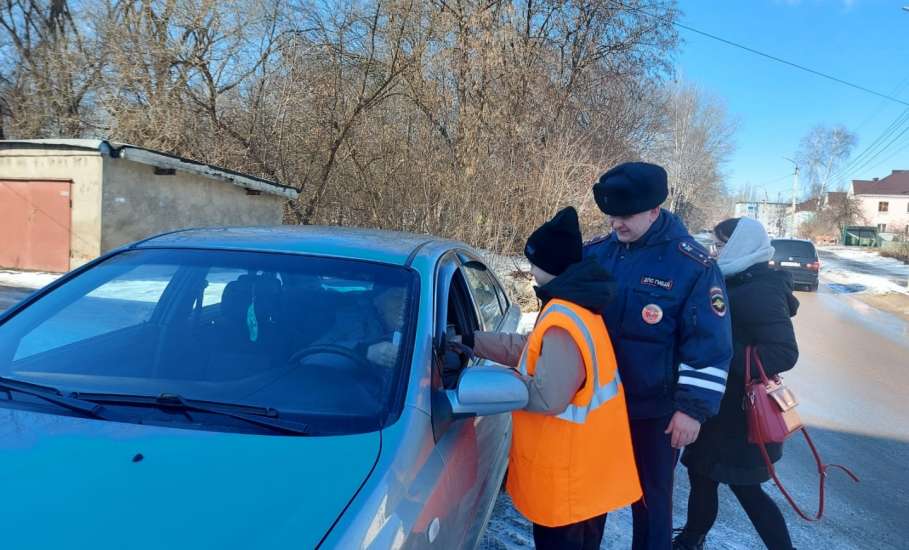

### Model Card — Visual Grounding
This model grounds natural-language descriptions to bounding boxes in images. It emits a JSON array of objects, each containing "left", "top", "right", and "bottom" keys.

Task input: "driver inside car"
[{"left": 312, "top": 285, "right": 407, "bottom": 368}]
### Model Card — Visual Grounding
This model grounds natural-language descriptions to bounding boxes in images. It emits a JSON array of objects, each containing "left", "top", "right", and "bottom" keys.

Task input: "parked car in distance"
[
  {"left": 770, "top": 238, "right": 820, "bottom": 291},
  {"left": 693, "top": 231, "right": 719, "bottom": 257},
  {"left": 0, "top": 226, "right": 528, "bottom": 550}
]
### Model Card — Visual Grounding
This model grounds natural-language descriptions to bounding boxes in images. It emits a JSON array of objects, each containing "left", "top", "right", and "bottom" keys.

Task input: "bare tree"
[
  {"left": 0, "top": 0, "right": 107, "bottom": 137},
  {"left": 796, "top": 124, "right": 857, "bottom": 208},
  {"left": 646, "top": 82, "right": 736, "bottom": 231},
  {"left": 0, "top": 0, "right": 707, "bottom": 256}
]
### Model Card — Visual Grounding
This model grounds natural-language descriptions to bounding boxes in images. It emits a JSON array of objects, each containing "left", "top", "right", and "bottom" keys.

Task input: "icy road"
[{"left": 482, "top": 284, "right": 909, "bottom": 549}]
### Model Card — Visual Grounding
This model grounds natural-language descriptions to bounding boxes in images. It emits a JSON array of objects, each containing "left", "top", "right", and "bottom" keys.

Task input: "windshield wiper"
[
  {"left": 72, "top": 392, "right": 309, "bottom": 435},
  {"left": 0, "top": 376, "right": 104, "bottom": 418}
]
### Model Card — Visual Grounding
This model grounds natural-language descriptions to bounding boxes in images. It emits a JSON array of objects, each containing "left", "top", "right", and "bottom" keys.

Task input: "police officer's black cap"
[
  {"left": 592, "top": 162, "right": 669, "bottom": 216},
  {"left": 524, "top": 206, "right": 583, "bottom": 276}
]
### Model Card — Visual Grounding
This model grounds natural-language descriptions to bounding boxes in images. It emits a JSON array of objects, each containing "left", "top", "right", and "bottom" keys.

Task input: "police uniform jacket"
[{"left": 583, "top": 210, "right": 733, "bottom": 421}]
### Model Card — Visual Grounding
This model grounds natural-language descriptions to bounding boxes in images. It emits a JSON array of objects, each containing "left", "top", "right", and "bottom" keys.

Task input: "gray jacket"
[{"left": 474, "top": 328, "right": 585, "bottom": 415}]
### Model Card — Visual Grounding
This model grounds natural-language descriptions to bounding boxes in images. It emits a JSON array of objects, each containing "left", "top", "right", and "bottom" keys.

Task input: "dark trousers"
[
  {"left": 630, "top": 414, "right": 679, "bottom": 550},
  {"left": 683, "top": 469, "right": 794, "bottom": 550},
  {"left": 532, "top": 513, "right": 608, "bottom": 550}
]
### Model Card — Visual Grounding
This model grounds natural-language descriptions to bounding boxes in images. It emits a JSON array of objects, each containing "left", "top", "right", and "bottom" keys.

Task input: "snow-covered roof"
[{"left": 0, "top": 139, "right": 299, "bottom": 199}]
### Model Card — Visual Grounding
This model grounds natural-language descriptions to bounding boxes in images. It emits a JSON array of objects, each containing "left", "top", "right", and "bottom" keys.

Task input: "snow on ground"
[
  {"left": 822, "top": 246, "right": 909, "bottom": 268},
  {"left": 516, "top": 312, "right": 537, "bottom": 335},
  {"left": 0, "top": 270, "right": 60, "bottom": 290},
  {"left": 818, "top": 247, "right": 909, "bottom": 295}
]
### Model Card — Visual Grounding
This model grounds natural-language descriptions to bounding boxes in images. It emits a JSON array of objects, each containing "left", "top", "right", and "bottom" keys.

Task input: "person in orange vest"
[{"left": 455, "top": 206, "right": 641, "bottom": 550}]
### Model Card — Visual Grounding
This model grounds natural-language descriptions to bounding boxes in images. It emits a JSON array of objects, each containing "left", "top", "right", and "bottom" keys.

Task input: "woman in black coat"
[{"left": 675, "top": 217, "right": 800, "bottom": 550}]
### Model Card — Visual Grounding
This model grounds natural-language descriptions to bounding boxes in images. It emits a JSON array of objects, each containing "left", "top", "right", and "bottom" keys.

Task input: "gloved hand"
[{"left": 446, "top": 340, "right": 475, "bottom": 361}]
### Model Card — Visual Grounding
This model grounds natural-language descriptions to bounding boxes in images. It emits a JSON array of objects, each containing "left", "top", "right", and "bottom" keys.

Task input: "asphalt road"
[{"left": 483, "top": 285, "right": 909, "bottom": 549}]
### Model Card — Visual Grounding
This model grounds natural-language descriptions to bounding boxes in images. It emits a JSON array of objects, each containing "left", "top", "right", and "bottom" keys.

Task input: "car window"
[
  {"left": 14, "top": 263, "right": 178, "bottom": 360},
  {"left": 0, "top": 249, "right": 418, "bottom": 435},
  {"left": 461, "top": 263, "right": 504, "bottom": 330},
  {"left": 201, "top": 267, "right": 249, "bottom": 307},
  {"left": 771, "top": 240, "right": 817, "bottom": 259}
]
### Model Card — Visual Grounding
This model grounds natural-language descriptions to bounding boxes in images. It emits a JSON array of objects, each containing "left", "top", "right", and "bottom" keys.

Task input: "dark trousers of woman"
[
  {"left": 533, "top": 513, "right": 607, "bottom": 550},
  {"left": 684, "top": 470, "right": 794, "bottom": 550}
]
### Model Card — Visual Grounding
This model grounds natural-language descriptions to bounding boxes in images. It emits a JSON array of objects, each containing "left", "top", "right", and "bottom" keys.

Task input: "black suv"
[{"left": 770, "top": 239, "right": 820, "bottom": 291}]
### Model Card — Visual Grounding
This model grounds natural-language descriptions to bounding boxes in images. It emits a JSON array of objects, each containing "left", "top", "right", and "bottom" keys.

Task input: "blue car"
[{"left": 0, "top": 227, "right": 528, "bottom": 549}]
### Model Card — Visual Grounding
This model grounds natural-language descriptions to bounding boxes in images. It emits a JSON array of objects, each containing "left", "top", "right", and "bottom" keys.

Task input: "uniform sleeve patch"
[
  {"left": 641, "top": 275, "right": 674, "bottom": 291},
  {"left": 709, "top": 287, "right": 727, "bottom": 317},
  {"left": 678, "top": 241, "right": 711, "bottom": 267}
]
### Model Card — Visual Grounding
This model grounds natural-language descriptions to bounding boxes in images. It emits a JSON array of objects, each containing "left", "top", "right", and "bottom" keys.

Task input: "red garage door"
[{"left": 0, "top": 180, "right": 72, "bottom": 272}]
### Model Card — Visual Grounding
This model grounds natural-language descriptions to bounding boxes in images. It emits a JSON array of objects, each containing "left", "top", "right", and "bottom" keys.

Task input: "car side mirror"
[{"left": 445, "top": 365, "right": 528, "bottom": 417}]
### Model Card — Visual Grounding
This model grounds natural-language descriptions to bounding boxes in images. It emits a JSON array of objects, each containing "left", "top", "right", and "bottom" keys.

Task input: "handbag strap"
[
  {"left": 746, "top": 345, "right": 770, "bottom": 384},
  {"left": 749, "top": 407, "right": 860, "bottom": 521}
]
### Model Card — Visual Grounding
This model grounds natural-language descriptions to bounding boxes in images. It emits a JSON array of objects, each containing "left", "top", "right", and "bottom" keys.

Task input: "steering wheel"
[
  {"left": 287, "top": 344, "right": 373, "bottom": 370},
  {"left": 287, "top": 344, "right": 384, "bottom": 401}
]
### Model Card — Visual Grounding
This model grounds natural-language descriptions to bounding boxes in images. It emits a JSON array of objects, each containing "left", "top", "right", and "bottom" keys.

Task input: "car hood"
[{"left": 0, "top": 408, "right": 380, "bottom": 550}]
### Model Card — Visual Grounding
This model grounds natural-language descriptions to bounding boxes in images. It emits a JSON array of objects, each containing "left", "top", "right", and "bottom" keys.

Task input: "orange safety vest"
[{"left": 507, "top": 298, "right": 641, "bottom": 527}]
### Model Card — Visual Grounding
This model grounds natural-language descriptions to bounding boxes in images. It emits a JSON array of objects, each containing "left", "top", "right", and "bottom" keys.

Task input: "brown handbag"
[{"left": 744, "top": 346, "right": 859, "bottom": 521}]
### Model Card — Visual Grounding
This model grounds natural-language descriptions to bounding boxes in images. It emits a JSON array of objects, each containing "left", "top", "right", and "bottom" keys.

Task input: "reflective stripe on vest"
[{"left": 518, "top": 303, "right": 621, "bottom": 424}]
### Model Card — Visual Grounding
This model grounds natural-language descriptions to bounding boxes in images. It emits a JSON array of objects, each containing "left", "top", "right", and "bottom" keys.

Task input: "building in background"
[
  {"left": 0, "top": 140, "right": 298, "bottom": 272},
  {"left": 733, "top": 200, "right": 791, "bottom": 237},
  {"left": 850, "top": 171, "right": 909, "bottom": 241}
]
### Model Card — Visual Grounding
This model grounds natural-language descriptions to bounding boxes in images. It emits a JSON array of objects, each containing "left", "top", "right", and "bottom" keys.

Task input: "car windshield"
[
  {"left": 0, "top": 249, "right": 418, "bottom": 435},
  {"left": 771, "top": 240, "right": 817, "bottom": 259}
]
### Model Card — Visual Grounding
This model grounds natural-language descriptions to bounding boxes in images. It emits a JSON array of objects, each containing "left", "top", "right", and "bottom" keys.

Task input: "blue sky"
[{"left": 676, "top": 0, "right": 909, "bottom": 200}]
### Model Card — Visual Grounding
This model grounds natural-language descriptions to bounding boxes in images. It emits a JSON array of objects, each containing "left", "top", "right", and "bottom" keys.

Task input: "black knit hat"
[
  {"left": 592, "top": 162, "right": 669, "bottom": 216},
  {"left": 524, "top": 207, "right": 583, "bottom": 276}
]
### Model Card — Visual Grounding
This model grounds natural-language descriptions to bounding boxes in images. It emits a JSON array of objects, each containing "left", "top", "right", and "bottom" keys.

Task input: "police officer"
[{"left": 584, "top": 162, "right": 733, "bottom": 550}]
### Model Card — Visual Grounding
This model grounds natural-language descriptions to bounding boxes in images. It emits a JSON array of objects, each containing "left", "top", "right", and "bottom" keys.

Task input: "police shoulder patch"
[
  {"left": 583, "top": 233, "right": 611, "bottom": 248},
  {"left": 678, "top": 240, "right": 712, "bottom": 267},
  {"left": 709, "top": 286, "right": 727, "bottom": 317}
]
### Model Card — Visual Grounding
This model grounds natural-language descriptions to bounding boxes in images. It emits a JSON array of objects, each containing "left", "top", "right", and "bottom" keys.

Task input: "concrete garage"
[{"left": 0, "top": 139, "right": 297, "bottom": 272}]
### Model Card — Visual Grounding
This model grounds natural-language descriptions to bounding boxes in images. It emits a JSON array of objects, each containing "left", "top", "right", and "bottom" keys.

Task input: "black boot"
[{"left": 672, "top": 529, "right": 706, "bottom": 550}]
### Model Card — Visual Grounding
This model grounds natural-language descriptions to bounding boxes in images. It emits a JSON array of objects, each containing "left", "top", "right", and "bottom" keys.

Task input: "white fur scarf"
[{"left": 717, "top": 217, "right": 775, "bottom": 277}]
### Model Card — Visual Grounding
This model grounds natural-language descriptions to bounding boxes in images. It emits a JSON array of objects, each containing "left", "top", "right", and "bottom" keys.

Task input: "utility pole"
[
  {"left": 784, "top": 158, "right": 799, "bottom": 238},
  {"left": 791, "top": 165, "right": 799, "bottom": 237}
]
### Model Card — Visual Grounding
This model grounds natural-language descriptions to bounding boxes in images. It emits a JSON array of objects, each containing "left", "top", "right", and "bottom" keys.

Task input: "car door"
[
  {"left": 424, "top": 252, "right": 519, "bottom": 549},
  {"left": 455, "top": 256, "right": 520, "bottom": 546}
]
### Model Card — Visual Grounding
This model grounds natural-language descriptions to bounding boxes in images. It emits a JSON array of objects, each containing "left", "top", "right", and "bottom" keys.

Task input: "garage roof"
[{"left": 0, "top": 139, "right": 299, "bottom": 199}]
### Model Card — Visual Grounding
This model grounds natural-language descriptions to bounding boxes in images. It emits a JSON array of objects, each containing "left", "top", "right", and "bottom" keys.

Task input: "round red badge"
[{"left": 642, "top": 303, "right": 663, "bottom": 325}]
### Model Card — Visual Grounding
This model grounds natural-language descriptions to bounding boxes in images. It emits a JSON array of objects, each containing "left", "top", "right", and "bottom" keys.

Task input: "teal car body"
[{"left": 0, "top": 227, "right": 521, "bottom": 549}]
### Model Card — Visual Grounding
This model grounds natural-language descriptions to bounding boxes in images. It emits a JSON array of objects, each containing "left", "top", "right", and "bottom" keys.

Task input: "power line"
[
  {"left": 673, "top": 22, "right": 909, "bottom": 108},
  {"left": 754, "top": 174, "right": 792, "bottom": 188},
  {"left": 860, "top": 133, "right": 909, "bottom": 176},
  {"left": 608, "top": 1, "right": 909, "bottom": 108},
  {"left": 848, "top": 121, "right": 909, "bottom": 176},
  {"left": 832, "top": 108, "right": 909, "bottom": 183},
  {"left": 854, "top": 74, "right": 909, "bottom": 133}
]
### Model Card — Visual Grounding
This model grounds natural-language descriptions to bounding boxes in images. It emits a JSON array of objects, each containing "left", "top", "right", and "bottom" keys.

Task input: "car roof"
[{"left": 132, "top": 226, "right": 465, "bottom": 266}]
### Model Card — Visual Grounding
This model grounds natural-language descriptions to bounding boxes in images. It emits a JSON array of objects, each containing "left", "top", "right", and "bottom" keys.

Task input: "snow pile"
[
  {"left": 85, "top": 280, "right": 170, "bottom": 302},
  {"left": 517, "top": 312, "right": 537, "bottom": 335},
  {"left": 822, "top": 268, "right": 909, "bottom": 295},
  {"left": 819, "top": 247, "right": 909, "bottom": 295},
  {"left": 0, "top": 270, "right": 61, "bottom": 290},
  {"left": 824, "top": 246, "right": 909, "bottom": 270}
]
